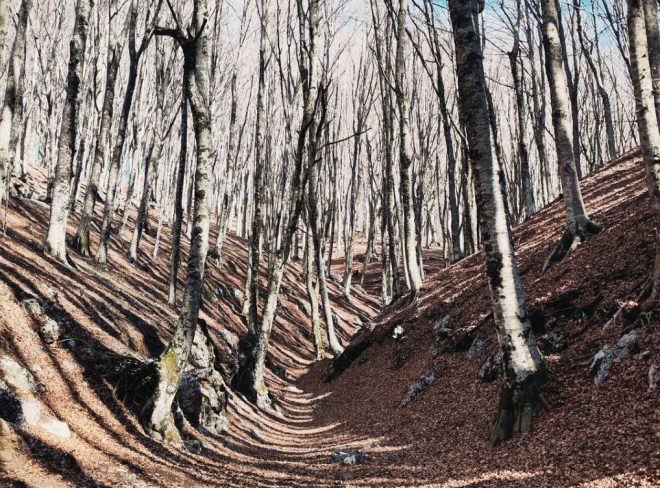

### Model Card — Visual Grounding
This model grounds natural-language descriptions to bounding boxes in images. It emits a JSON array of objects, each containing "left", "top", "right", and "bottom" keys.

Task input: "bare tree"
[
  {"left": 44, "top": 0, "right": 92, "bottom": 264},
  {"left": 449, "top": 0, "right": 544, "bottom": 446},
  {"left": 540, "top": 0, "right": 601, "bottom": 271},
  {"left": 627, "top": 0, "right": 660, "bottom": 297}
]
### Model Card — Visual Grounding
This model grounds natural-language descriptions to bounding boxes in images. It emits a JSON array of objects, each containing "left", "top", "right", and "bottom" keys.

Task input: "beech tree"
[
  {"left": 540, "top": 0, "right": 602, "bottom": 271},
  {"left": 627, "top": 0, "right": 660, "bottom": 297},
  {"left": 143, "top": 0, "right": 214, "bottom": 444},
  {"left": 449, "top": 0, "right": 544, "bottom": 445},
  {"left": 44, "top": 0, "right": 92, "bottom": 264}
]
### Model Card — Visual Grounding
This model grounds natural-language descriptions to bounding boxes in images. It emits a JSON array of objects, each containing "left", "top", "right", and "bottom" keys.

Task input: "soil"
[{"left": 0, "top": 149, "right": 658, "bottom": 487}]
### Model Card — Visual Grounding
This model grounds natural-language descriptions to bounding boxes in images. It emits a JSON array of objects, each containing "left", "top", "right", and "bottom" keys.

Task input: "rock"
[
  {"left": 41, "top": 419, "right": 71, "bottom": 439},
  {"left": 466, "top": 338, "right": 488, "bottom": 359},
  {"left": 0, "top": 357, "right": 43, "bottom": 394},
  {"left": 477, "top": 352, "right": 503, "bottom": 383},
  {"left": 223, "top": 439, "right": 236, "bottom": 450},
  {"left": 621, "top": 301, "right": 641, "bottom": 324},
  {"left": 184, "top": 439, "right": 202, "bottom": 454},
  {"left": 401, "top": 371, "right": 437, "bottom": 407},
  {"left": 617, "top": 330, "right": 639, "bottom": 350},
  {"left": 538, "top": 331, "right": 567, "bottom": 354},
  {"left": 176, "top": 373, "right": 229, "bottom": 436},
  {"left": 233, "top": 288, "right": 245, "bottom": 304},
  {"left": 430, "top": 316, "right": 452, "bottom": 357},
  {"left": 189, "top": 327, "right": 215, "bottom": 371},
  {"left": 649, "top": 364, "right": 658, "bottom": 392},
  {"left": 249, "top": 428, "right": 262, "bottom": 441},
  {"left": 329, "top": 449, "right": 365, "bottom": 465},
  {"left": 22, "top": 299, "right": 63, "bottom": 344},
  {"left": 589, "top": 346, "right": 614, "bottom": 385}
]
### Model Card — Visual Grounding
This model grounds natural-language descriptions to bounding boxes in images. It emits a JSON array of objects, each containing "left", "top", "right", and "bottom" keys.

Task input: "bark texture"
[
  {"left": 45, "top": 0, "right": 91, "bottom": 263},
  {"left": 449, "top": 0, "right": 544, "bottom": 445}
]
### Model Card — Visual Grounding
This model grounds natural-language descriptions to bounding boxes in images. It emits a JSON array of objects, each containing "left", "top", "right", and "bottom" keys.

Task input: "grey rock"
[
  {"left": 329, "top": 449, "right": 365, "bottom": 465},
  {"left": 298, "top": 300, "right": 312, "bottom": 317},
  {"left": 233, "top": 288, "right": 245, "bottom": 304},
  {"left": 249, "top": 428, "right": 262, "bottom": 441},
  {"left": 466, "top": 338, "right": 488, "bottom": 359},
  {"left": 590, "top": 346, "right": 614, "bottom": 385},
  {"left": 649, "top": 364, "right": 658, "bottom": 392},
  {"left": 430, "top": 316, "right": 452, "bottom": 357},
  {"left": 538, "top": 331, "right": 567, "bottom": 354},
  {"left": 477, "top": 352, "right": 503, "bottom": 383},
  {"left": 617, "top": 330, "right": 639, "bottom": 350},
  {"left": 176, "top": 372, "right": 229, "bottom": 436},
  {"left": 401, "top": 371, "right": 437, "bottom": 407}
]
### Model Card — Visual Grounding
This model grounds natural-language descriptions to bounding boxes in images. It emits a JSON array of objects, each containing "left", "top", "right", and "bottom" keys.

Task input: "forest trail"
[{"left": 1, "top": 150, "right": 658, "bottom": 487}]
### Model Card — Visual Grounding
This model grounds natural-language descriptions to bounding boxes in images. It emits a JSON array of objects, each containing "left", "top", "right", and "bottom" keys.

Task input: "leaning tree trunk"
[
  {"left": 449, "top": 0, "right": 544, "bottom": 446},
  {"left": 44, "top": 0, "right": 91, "bottom": 263},
  {"left": 0, "top": 0, "right": 29, "bottom": 215},
  {"left": 143, "top": 0, "right": 213, "bottom": 444},
  {"left": 73, "top": 0, "right": 124, "bottom": 256},
  {"left": 540, "top": 0, "right": 601, "bottom": 271},
  {"left": 394, "top": 0, "right": 423, "bottom": 298},
  {"left": 628, "top": 0, "right": 660, "bottom": 297}
]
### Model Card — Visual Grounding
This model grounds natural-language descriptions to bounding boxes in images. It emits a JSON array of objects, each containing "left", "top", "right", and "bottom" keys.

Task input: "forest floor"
[{"left": 0, "top": 149, "right": 658, "bottom": 487}]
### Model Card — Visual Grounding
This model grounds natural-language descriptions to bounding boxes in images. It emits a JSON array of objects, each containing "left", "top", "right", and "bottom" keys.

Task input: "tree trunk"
[
  {"left": 643, "top": 0, "right": 660, "bottom": 126},
  {"left": 0, "top": 0, "right": 29, "bottom": 217},
  {"left": 541, "top": 0, "right": 601, "bottom": 270},
  {"left": 44, "top": 0, "right": 91, "bottom": 263},
  {"left": 144, "top": 0, "right": 213, "bottom": 444},
  {"left": 394, "top": 0, "right": 423, "bottom": 298},
  {"left": 168, "top": 78, "right": 189, "bottom": 306},
  {"left": 449, "top": 0, "right": 544, "bottom": 445},
  {"left": 628, "top": 0, "right": 660, "bottom": 297},
  {"left": 73, "top": 0, "right": 124, "bottom": 256},
  {"left": 304, "top": 214, "right": 324, "bottom": 360}
]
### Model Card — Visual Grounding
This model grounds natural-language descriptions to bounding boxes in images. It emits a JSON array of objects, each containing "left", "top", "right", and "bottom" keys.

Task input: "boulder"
[
  {"left": 430, "top": 316, "right": 452, "bottom": 357},
  {"left": 538, "top": 331, "right": 567, "bottom": 354},
  {"left": 617, "top": 330, "right": 639, "bottom": 351},
  {"left": 401, "top": 371, "right": 437, "bottom": 407},
  {"left": 176, "top": 372, "right": 229, "bottom": 436}
]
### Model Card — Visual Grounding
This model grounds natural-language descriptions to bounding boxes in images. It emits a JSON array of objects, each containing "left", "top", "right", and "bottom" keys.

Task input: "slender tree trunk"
[
  {"left": 628, "top": 0, "right": 660, "bottom": 297},
  {"left": 304, "top": 213, "right": 324, "bottom": 360},
  {"left": 0, "top": 0, "right": 29, "bottom": 216},
  {"left": 541, "top": 0, "right": 601, "bottom": 270},
  {"left": 394, "top": 0, "right": 423, "bottom": 298},
  {"left": 144, "top": 0, "right": 213, "bottom": 444},
  {"left": 449, "top": 0, "right": 544, "bottom": 445},
  {"left": 73, "top": 0, "right": 124, "bottom": 256},
  {"left": 169, "top": 79, "right": 189, "bottom": 306},
  {"left": 44, "top": 0, "right": 91, "bottom": 263}
]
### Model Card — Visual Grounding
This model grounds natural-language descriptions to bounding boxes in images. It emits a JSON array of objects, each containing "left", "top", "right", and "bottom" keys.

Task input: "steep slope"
[
  {"left": 1, "top": 149, "right": 658, "bottom": 487},
  {"left": 0, "top": 168, "right": 380, "bottom": 487},
  {"left": 302, "top": 149, "right": 659, "bottom": 486}
]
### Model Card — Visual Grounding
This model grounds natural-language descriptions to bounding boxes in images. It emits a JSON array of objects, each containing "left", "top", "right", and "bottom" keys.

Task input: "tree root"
[
  {"left": 489, "top": 378, "right": 542, "bottom": 446},
  {"left": 541, "top": 221, "right": 603, "bottom": 273}
]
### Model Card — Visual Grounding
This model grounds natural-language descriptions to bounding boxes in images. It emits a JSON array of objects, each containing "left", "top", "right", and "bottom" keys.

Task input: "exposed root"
[
  {"left": 489, "top": 377, "right": 542, "bottom": 446},
  {"left": 542, "top": 221, "right": 603, "bottom": 273}
]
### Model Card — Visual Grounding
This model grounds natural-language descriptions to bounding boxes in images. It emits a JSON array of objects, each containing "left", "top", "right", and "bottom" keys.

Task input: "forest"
[{"left": 0, "top": 0, "right": 658, "bottom": 486}]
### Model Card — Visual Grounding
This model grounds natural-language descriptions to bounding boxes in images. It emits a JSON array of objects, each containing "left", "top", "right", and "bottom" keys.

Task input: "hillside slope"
[
  {"left": 302, "top": 149, "right": 659, "bottom": 486},
  {"left": 0, "top": 150, "right": 658, "bottom": 487}
]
